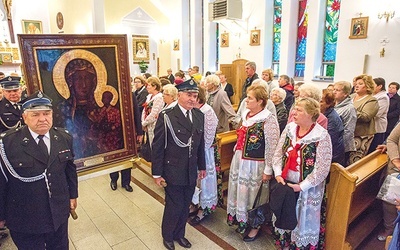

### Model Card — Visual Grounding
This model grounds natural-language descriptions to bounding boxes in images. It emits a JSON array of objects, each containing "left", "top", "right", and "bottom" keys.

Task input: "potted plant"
[{"left": 138, "top": 60, "right": 148, "bottom": 73}]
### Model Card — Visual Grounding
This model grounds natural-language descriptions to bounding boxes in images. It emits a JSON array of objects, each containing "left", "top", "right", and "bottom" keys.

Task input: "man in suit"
[
  {"left": 152, "top": 79, "right": 206, "bottom": 250},
  {"left": 0, "top": 76, "right": 25, "bottom": 133},
  {"left": 0, "top": 91, "right": 78, "bottom": 249},
  {"left": 241, "top": 61, "right": 259, "bottom": 102},
  {"left": 167, "top": 68, "right": 175, "bottom": 84},
  {"left": 219, "top": 73, "right": 234, "bottom": 103},
  {"left": 109, "top": 93, "right": 144, "bottom": 192},
  {"left": 386, "top": 82, "right": 400, "bottom": 139},
  {"left": 278, "top": 74, "right": 295, "bottom": 110}
]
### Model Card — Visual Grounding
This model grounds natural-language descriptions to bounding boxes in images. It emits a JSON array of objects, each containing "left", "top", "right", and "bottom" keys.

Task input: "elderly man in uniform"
[
  {"left": 0, "top": 91, "right": 78, "bottom": 249},
  {"left": 0, "top": 76, "right": 24, "bottom": 133},
  {"left": 152, "top": 79, "right": 206, "bottom": 250}
]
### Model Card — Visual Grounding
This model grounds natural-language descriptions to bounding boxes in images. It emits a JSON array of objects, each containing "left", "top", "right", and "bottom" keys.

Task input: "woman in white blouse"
[
  {"left": 141, "top": 77, "right": 164, "bottom": 146},
  {"left": 264, "top": 97, "right": 332, "bottom": 249},
  {"left": 227, "top": 85, "right": 280, "bottom": 241},
  {"left": 189, "top": 87, "right": 219, "bottom": 225}
]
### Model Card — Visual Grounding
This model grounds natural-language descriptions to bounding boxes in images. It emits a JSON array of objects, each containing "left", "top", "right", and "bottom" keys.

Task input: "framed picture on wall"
[
  {"left": 132, "top": 34, "right": 150, "bottom": 63},
  {"left": 221, "top": 32, "right": 229, "bottom": 47},
  {"left": 173, "top": 39, "right": 180, "bottom": 51},
  {"left": 18, "top": 34, "right": 138, "bottom": 173},
  {"left": 349, "top": 17, "right": 369, "bottom": 39},
  {"left": 21, "top": 20, "right": 42, "bottom": 34},
  {"left": 250, "top": 29, "right": 260, "bottom": 46}
]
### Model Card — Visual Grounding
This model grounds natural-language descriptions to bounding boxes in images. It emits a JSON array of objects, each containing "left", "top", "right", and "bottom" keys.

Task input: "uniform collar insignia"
[
  {"left": 5, "top": 103, "right": 9, "bottom": 107},
  {"left": 22, "top": 137, "right": 29, "bottom": 143},
  {"left": 54, "top": 135, "right": 59, "bottom": 140}
]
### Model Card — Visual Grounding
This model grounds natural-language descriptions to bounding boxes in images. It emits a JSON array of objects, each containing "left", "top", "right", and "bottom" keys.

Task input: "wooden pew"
[
  {"left": 216, "top": 130, "right": 237, "bottom": 173},
  {"left": 325, "top": 150, "right": 388, "bottom": 249}
]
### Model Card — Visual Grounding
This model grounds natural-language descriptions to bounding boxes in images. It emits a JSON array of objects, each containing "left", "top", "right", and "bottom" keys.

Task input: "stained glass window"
[
  {"left": 321, "top": 0, "right": 341, "bottom": 78},
  {"left": 272, "top": 0, "right": 282, "bottom": 76},
  {"left": 294, "top": 0, "right": 308, "bottom": 78}
]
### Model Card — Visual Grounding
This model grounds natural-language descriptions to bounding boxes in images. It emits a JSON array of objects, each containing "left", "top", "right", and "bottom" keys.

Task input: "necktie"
[
  {"left": 186, "top": 110, "right": 192, "bottom": 124},
  {"left": 37, "top": 135, "right": 49, "bottom": 161}
]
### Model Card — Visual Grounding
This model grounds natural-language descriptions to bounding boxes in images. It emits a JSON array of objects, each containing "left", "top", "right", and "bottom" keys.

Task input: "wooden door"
[{"left": 231, "top": 59, "right": 248, "bottom": 106}]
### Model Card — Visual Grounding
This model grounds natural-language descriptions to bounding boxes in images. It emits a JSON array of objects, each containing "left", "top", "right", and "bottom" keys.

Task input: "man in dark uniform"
[
  {"left": 152, "top": 79, "right": 206, "bottom": 250},
  {"left": 0, "top": 76, "right": 25, "bottom": 133},
  {"left": 0, "top": 91, "right": 78, "bottom": 249}
]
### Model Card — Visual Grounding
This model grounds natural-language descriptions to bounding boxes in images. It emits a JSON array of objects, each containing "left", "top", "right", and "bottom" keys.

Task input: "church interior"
[{"left": 1, "top": 0, "right": 400, "bottom": 249}]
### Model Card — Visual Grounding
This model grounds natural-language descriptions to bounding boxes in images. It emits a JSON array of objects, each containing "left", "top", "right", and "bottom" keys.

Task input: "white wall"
[
  {"left": 215, "top": 0, "right": 400, "bottom": 89},
  {"left": 335, "top": 0, "right": 400, "bottom": 85},
  {"left": 0, "top": 0, "right": 50, "bottom": 75},
  {"left": 4, "top": 0, "right": 400, "bottom": 87},
  {"left": 217, "top": 0, "right": 267, "bottom": 71}
]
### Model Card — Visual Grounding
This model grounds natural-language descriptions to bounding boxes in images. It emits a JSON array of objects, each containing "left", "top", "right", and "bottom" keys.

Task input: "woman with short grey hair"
[
  {"left": 270, "top": 88, "right": 287, "bottom": 134},
  {"left": 333, "top": 81, "right": 357, "bottom": 166},
  {"left": 161, "top": 84, "right": 178, "bottom": 110},
  {"left": 287, "top": 83, "right": 328, "bottom": 128},
  {"left": 205, "top": 74, "right": 236, "bottom": 133}
]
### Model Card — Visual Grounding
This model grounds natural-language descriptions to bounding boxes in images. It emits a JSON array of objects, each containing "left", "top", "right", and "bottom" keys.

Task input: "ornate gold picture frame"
[
  {"left": 21, "top": 20, "right": 43, "bottom": 34},
  {"left": 221, "top": 32, "right": 229, "bottom": 47},
  {"left": 18, "top": 34, "right": 137, "bottom": 172},
  {"left": 349, "top": 17, "right": 369, "bottom": 39},
  {"left": 173, "top": 39, "right": 180, "bottom": 51},
  {"left": 132, "top": 34, "right": 150, "bottom": 63},
  {"left": 250, "top": 30, "right": 260, "bottom": 46}
]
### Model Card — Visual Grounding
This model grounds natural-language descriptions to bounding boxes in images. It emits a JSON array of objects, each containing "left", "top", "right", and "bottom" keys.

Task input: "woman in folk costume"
[
  {"left": 190, "top": 87, "right": 219, "bottom": 225},
  {"left": 265, "top": 97, "right": 332, "bottom": 249},
  {"left": 227, "top": 85, "right": 280, "bottom": 241}
]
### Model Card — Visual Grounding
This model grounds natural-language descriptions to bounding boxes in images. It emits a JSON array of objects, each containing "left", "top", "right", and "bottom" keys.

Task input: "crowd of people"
[
  {"left": 130, "top": 63, "right": 400, "bottom": 249},
  {"left": 1, "top": 62, "right": 399, "bottom": 249}
]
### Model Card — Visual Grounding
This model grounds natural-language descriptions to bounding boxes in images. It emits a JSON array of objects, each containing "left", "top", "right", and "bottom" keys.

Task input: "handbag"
[
  {"left": 140, "top": 132, "right": 152, "bottom": 162},
  {"left": 377, "top": 173, "right": 400, "bottom": 205},
  {"left": 191, "top": 186, "right": 202, "bottom": 205},
  {"left": 247, "top": 182, "right": 271, "bottom": 228}
]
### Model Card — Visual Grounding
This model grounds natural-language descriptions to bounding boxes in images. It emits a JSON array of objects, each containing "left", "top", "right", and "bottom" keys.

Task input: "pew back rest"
[
  {"left": 325, "top": 150, "right": 388, "bottom": 249},
  {"left": 216, "top": 130, "right": 237, "bottom": 173}
]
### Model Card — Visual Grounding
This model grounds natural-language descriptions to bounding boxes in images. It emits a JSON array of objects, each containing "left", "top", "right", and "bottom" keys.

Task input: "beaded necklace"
[{"left": 296, "top": 123, "right": 316, "bottom": 139}]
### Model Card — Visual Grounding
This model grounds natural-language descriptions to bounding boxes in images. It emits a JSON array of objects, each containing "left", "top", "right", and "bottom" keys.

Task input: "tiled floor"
[
  {"left": 0, "top": 161, "right": 389, "bottom": 250},
  {"left": 1, "top": 163, "right": 275, "bottom": 249}
]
